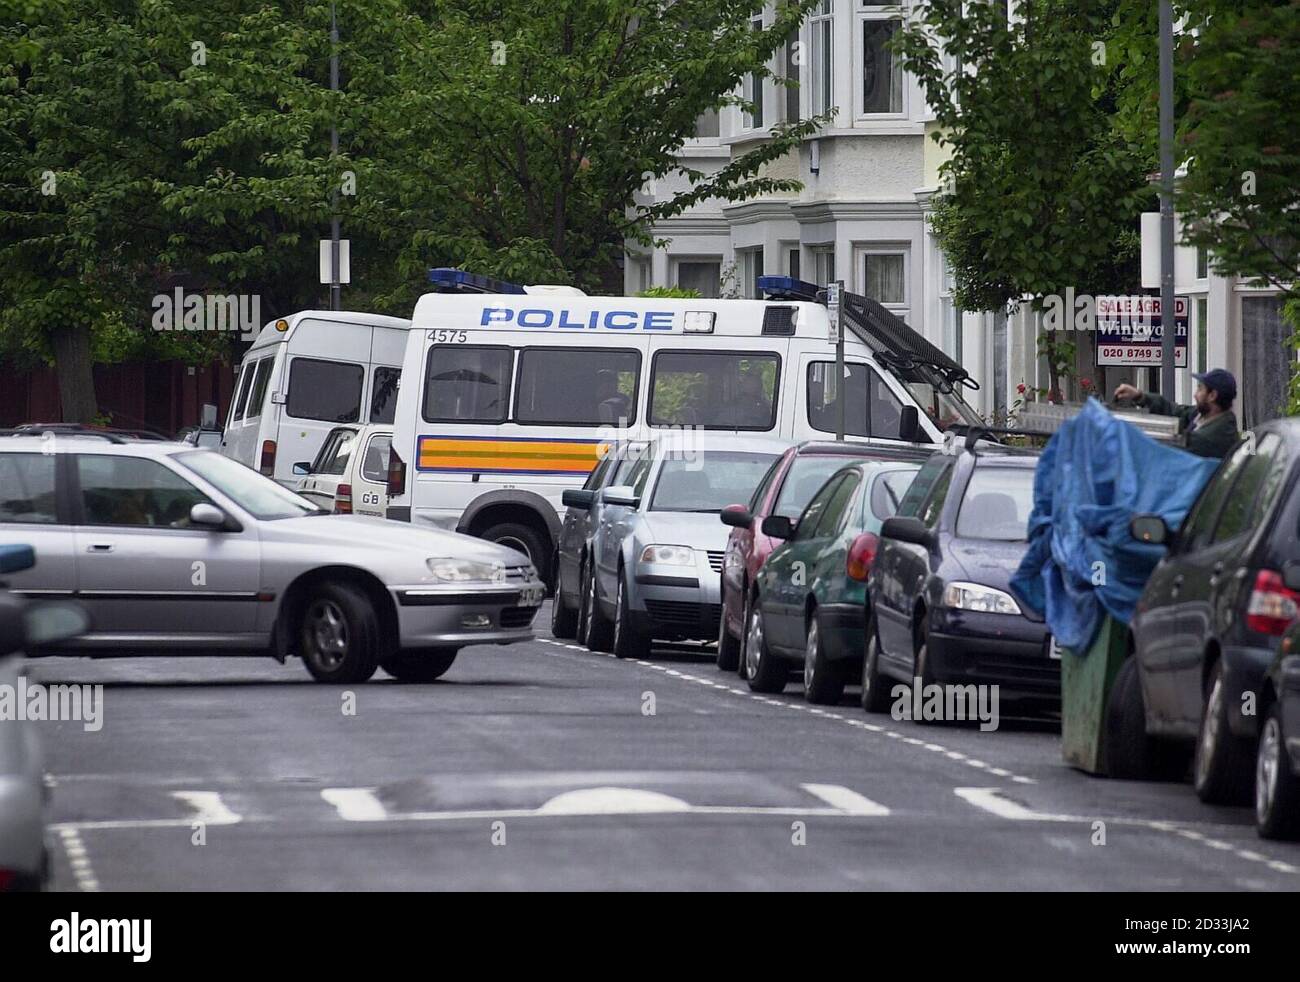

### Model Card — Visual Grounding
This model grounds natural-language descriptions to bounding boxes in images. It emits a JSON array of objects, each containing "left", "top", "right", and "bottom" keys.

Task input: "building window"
[
  {"left": 1196, "top": 245, "right": 1208, "bottom": 280},
  {"left": 630, "top": 256, "right": 651, "bottom": 294},
  {"left": 675, "top": 260, "right": 721, "bottom": 298},
  {"left": 694, "top": 108, "right": 719, "bottom": 139},
  {"left": 862, "top": 252, "right": 905, "bottom": 305},
  {"left": 1196, "top": 296, "right": 1208, "bottom": 374},
  {"left": 813, "top": 247, "right": 836, "bottom": 286},
  {"left": 745, "top": 15, "right": 765, "bottom": 129},
  {"left": 810, "top": 0, "right": 834, "bottom": 118},
  {"left": 940, "top": 257, "right": 961, "bottom": 363},
  {"left": 783, "top": 29, "right": 800, "bottom": 122},
  {"left": 739, "top": 248, "right": 765, "bottom": 299},
  {"left": 860, "top": 16, "right": 903, "bottom": 115},
  {"left": 786, "top": 245, "right": 801, "bottom": 281}
]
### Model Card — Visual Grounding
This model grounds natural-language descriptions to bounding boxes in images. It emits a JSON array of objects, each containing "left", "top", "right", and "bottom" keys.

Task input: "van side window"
[
  {"left": 806, "top": 362, "right": 904, "bottom": 440},
  {"left": 423, "top": 345, "right": 511, "bottom": 424},
  {"left": 370, "top": 367, "right": 401, "bottom": 424},
  {"left": 515, "top": 348, "right": 640, "bottom": 425},
  {"left": 245, "top": 358, "right": 274, "bottom": 421},
  {"left": 287, "top": 357, "right": 363, "bottom": 423},
  {"left": 650, "top": 351, "right": 779, "bottom": 430},
  {"left": 231, "top": 363, "right": 256, "bottom": 422}
]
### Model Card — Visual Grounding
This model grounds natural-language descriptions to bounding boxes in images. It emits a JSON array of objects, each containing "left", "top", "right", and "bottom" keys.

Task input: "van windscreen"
[{"left": 649, "top": 351, "right": 779, "bottom": 430}]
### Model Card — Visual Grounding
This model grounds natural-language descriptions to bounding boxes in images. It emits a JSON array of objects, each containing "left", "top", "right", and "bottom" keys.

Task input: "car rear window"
[
  {"left": 360, "top": 435, "right": 392, "bottom": 484},
  {"left": 0, "top": 453, "right": 58, "bottom": 524},
  {"left": 955, "top": 466, "right": 1035, "bottom": 541},
  {"left": 868, "top": 467, "right": 919, "bottom": 521},
  {"left": 773, "top": 454, "right": 865, "bottom": 519},
  {"left": 287, "top": 357, "right": 363, "bottom": 423}
]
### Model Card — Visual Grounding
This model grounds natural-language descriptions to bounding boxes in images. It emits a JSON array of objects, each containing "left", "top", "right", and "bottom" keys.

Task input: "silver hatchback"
[{"left": 0, "top": 435, "right": 544, "bottom": 682}]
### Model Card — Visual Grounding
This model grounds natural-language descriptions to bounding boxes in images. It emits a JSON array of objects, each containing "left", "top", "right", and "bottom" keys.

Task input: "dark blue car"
[{"left": 862, "top": 444, "right": 1057, "bottom": 715}]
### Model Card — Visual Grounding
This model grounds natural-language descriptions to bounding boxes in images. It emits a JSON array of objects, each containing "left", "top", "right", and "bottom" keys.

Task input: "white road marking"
[
  {"left": 57, "top": 827, "right": 100, "bottom": 892},
  {"left": 321, "top": 787, "right": 389, "bottom": 821},
  {"left": 52, "top": 790, "right": 242, "bottom": 832},
  {"left": 801, "top": 783, "right": 891, "bottom": 816},
  {"left": 536, "top": 787, "right": 692, "bottom": 815},
  {"left": 955, "top": 787, "right": 1059, "bottom": 822}
]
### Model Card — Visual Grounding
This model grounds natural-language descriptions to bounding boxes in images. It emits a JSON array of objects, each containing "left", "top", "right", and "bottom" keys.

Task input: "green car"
[{"left": 745, "top": 460, "right": 920, "bottom": 704}]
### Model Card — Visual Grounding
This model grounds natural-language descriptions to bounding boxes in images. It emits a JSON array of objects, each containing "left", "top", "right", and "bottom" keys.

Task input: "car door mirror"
[
  {"left": 899, "top": 405, "right": 922, "bottom": 443},
  {"left": 562, "top": 489, "right": 595, "bottom": 510},
  {"left": 292, "top": 461, "right": 312, "bottom": 476},
  {"left": 270, "top": 392, "right": 287, "bottom": 405},
  {"left": 0, "top": 544, "right": 35, "bottom": 575},
  {"left": 1283, "top": 561, "right": 1300, "bottom": 593},
  {"left": 0, "top": 595, "right": 90, "bottom": 655},
  {"left": 190, "top": 503, "right": 229, "bottom": 529},
  {"left": 761, "top": 514, "right": 794, "bottom": 539},
  {"left": 880, "top": 515, "right": 934, "bottom": 547},
  {"left": 200, "top": 402, "right": 220, "bottom": 430},
  {"left": 601, "top": 485, "right": 639, "bottom": 508},
  {"left": 721, "top": 504, "right": 753, "bottom": 529},
  {"left": 1129, "top": 513, "right": 1171, "bottom": 546}
]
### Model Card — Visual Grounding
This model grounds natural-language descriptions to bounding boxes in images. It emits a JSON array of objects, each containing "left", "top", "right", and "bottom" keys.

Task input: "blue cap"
[{"left": 1192, "top": 368, "right": 1237, "bottom": 402}]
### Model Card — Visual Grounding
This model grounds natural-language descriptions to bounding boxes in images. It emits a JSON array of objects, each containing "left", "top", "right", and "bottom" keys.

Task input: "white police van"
[
  {"left": 221, "top": 310, "right": 413, "bottom": 486},
  {"left": 384, "top": 269, "right": 984, "bottom": 582}
]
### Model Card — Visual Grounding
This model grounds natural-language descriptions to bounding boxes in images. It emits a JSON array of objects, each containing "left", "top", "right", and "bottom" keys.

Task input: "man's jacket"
[{"left": 1139, "top": 392, "right": 1240, "bottom": 459}]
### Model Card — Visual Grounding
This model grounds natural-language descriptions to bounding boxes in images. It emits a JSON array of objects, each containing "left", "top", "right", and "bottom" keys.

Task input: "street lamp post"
[
  {"left": 1158, "top": 0, "right": 1176, "bottom": 397},
  {"left": 329, "top": 2, "right": 341, "bottom": 312}
]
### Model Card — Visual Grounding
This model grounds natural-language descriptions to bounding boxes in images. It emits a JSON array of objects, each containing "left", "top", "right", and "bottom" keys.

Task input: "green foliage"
[{"left": 638, "top": 286, "right": 701, "bottom": 298}]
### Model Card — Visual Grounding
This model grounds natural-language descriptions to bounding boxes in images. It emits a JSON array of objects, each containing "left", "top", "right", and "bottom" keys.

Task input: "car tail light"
[
  {"left": 387, "top": 446, "right": 407, "bottom": 497},
  {"left": 1245, "top": 569, "right": 1300, "bottom": 636},
  {"left": 335, "top": 484, "right": 353, "bottom": 515},
  {"left": 846, "top": 532, "right": 880, "bottom": 582},
  {"left": 0, "top": 869, "right": 15, "bottom": 891},
  {"left": 259, "top": 439, "right": 277, "bottom": 477}
]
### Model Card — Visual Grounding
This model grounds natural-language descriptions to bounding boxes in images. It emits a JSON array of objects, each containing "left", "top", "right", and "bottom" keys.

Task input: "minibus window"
[
  {"left": 286, "top": 357, "right": 364, "bottom": 423},
  {"left": 515, "top": 348, "right": 640, "bottom": 426},
  {"left": 806, "top": 362, "right": 905, "bottom": 440},
  {"left": 422, "top": 345, "right": 511, "bottom": 423},
  {"left": 649, "top": 351, "right": 779, "bottom": 430},
  {"left": 231, "top": 362, "right": 257, "bottom": 422},
  {"left": 245, "top": 358, "right": 274, "bottom": 421},
  {"left": 370, "top": 367, "right": 401, "bottom": 424}
]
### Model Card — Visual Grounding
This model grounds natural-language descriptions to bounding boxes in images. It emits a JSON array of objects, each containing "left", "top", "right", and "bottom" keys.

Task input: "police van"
[
  {"left": 220, "top": 310, "right": 413, "bottom": 485},
  {"left": 384, "top": 268, "right": 983, "bottom": 582}
]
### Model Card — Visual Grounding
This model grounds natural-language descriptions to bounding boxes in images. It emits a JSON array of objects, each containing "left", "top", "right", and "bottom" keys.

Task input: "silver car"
[
  {"left": 0, "top": 436, "right": 544, "bottom": 682},
  {"left": 580, "top": 434, "right": 789, "bottom": 659}
]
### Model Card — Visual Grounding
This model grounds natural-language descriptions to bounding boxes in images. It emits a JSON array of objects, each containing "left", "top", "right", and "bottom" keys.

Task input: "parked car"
[
  {"left": 1110, "top": 420, "right": 1300, "bottom": 803},
  {"left": 579, "top": 433, "right": 788, "bottom": 659},
  {"left": 0, "top": 544, "right": 90, "bottom": 892},
  {"left": 0, "top": 435, "right": 543, "bottom": 683},
  {"left": 293, "top": 423, "right": 393, "bottom": 518},
  {"left": 742, "top": 459, "right": 920, "bottom": 702},
  {"left": 865, "top": 443, "right": 1055, "bottom": 716},
  {"left": 718, "top": 440, "right": 932, "bottom": 674},
  {"left": 1255, "top": 618, "right": 1300, "bottom": 839},
  {"left": 551, "top": 440, "right": 650, "bottom": 639}
]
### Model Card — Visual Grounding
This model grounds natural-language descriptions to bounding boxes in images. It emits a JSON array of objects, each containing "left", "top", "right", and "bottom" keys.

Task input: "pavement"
[{"left": 25, "top": 601, "right": 1300, "bottom": 891}]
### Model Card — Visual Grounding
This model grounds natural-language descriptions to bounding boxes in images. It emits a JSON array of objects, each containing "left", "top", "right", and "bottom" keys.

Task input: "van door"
[
  {"left": 352, "top": 431, "right": 393, "bottom": 518},
  {"left": 795, "top": 349, "right": 916, "bottom": 446},
  {"left": 219, "top": 350, "right": 278, "bottom": 470}
]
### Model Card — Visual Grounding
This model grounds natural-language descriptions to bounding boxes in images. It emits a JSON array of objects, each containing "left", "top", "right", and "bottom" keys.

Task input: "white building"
[{"left": 628, "top": 1, "right": 1291, "bottom": 425}]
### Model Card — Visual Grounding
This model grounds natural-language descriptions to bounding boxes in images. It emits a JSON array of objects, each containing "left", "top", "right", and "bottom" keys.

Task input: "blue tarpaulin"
[{"left": 1009, "top": 398, "right": 1219, "bottom": 653}]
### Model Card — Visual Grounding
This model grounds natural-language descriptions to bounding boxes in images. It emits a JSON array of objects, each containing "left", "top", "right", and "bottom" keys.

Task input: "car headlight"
[
  {"left": 942, "top": 581, "right": 1022, "bottom": 615},
  {"left": 639, "top": 544, "right": 695, "bottom": 566},
  {"left": 426, "top": 558, "right": 505, "bottom": 583}
]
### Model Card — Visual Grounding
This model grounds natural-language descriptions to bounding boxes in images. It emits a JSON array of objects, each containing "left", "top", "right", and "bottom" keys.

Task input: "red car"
[{"left": 717, "top": 440, "right": 931, "bottom": 675}]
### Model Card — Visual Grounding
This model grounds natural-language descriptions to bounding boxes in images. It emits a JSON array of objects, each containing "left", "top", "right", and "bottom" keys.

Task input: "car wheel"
[
  {"left": 1255, "top": 701, "right": 1300, "bottom": 840},
  {"left": 861, "top": 615, "right": 893, "bottom": 714},
  {"left": 909, "top": 616, "right": 937, "bottom": 724},
  {"left": 716, "top": 593, "right": 742, "bottom": 671},
  {"left": 549, "top": 559, "right": 578, "bottom": 639},
  {"left": 298, "top": 582, "right": 381, "bottom": 683},
  {"left": 1193, "top": 660, "right": 1254, "bottom": 804},
  {"left": 1104, "top": 656, "right": 1186, "bottom": 780},
  {"left": 803, "top": 613, "right": 846, "bottom": 705},
  {"left": 737, "top": 594, "right": 756, "bottom": 679},
  {"left": 612, "top": 570, "right": 651, "bottom": 660},
  {"left": 745, "top": 600, "right": 786, "bottom": 694},
  {"left": 381, "top": 648, "right": 458, "bottom": 682},
  {"left": 581, "top": 560, "right": 613, "bottom": 653},
  {"left": 481, "top": 521, "right": 549, "bottom": 581}
]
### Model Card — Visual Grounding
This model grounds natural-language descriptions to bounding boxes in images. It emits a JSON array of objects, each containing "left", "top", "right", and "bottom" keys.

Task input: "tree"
[{"left": 894, "top": 0, "right": 1152, "bottom": 401}]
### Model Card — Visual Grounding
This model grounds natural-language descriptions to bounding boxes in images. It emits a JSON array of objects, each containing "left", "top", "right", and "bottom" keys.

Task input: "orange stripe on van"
[{"left": 416, "top": 436, "right": 607, "bottom": 475}]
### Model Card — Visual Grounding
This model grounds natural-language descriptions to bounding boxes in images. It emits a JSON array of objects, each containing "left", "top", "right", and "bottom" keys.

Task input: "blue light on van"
[
  {"left": 757, "top": 276, "right": 823, "bottom": 302},
  {"left": 427, "top": 268, "right": 527, "bottom": 295}
]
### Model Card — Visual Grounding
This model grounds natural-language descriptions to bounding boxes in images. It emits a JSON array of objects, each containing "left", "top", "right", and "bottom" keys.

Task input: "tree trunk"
[{"left": 51, "top": 325, "right": 99, "bottom": 423}]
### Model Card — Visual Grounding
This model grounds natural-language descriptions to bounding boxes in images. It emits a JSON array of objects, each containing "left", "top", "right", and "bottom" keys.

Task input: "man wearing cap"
[{"left": 1113, "top": 368, "right": 1240, "bottom": 459}]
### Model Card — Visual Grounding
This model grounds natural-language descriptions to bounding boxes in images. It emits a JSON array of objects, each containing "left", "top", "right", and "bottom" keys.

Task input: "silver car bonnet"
[
  {"left": 256, "top": 514, "right": 532, "bottom": 568},
  {"left": 637, "top": 511, "right": 733, "bottom": 553}
]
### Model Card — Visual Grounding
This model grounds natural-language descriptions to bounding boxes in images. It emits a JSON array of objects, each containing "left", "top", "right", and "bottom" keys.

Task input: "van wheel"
[
  {"left": 382, "top": 649, "right": 458, "bottom": 682},
  {"left": 1194, "top": 660, "right": 1254, "bottom": 804},
  {"left": 481, "top": 522, "right": 549, "bottom": 576},
  {"left": 299, "top": 582, "right": 380, "bottom": 683}
]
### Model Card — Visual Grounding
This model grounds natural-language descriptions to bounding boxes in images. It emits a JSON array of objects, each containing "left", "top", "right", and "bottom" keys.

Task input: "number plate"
[
  {"left": 517, "top": 584, "right": 545, "bottom": 608},
  {"left": 1047, "top": 636, "right": 1063, "bottom": 660}
]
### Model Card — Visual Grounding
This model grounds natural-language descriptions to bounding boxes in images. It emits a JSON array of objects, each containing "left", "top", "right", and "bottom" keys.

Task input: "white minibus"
[
  {"left": 384, "top": 269, "right": 984, "bottom": 584},
  {"left": 220, "top": 310, "right": 412, "bottom": 485}
]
